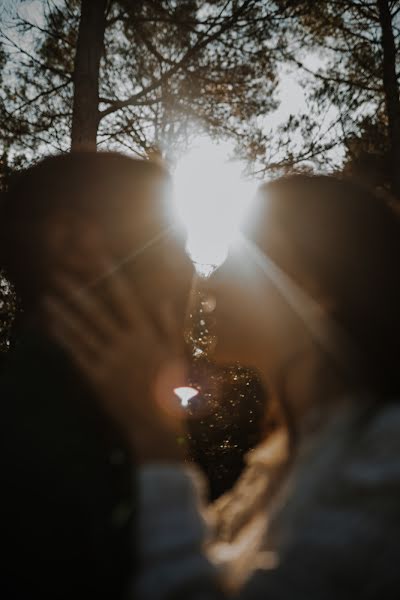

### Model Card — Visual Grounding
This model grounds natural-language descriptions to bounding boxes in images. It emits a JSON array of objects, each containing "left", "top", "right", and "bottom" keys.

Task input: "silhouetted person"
[{"left": 0, "top": 152, "right": 193, "bottom": 599}]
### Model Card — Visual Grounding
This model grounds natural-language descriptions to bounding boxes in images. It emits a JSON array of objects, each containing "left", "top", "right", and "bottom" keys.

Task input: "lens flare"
[{"left": 174, "top": 386, "right": 199, "bottom": 407}]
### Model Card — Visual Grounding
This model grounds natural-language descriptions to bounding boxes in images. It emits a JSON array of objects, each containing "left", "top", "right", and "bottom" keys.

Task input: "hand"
[{"left": 43, "top": 262, "right": 188, "bottom": 463}]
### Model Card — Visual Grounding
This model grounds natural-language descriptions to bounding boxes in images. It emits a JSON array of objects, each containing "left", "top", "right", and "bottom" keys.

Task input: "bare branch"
[
  {"left": 287, "top": 55, "right": 381, "bottom": 93},
  {"left": 99, "top": 0, "right": 255, "bottom": 120},
  {"left": 10, "top": 81, "right": 71, "bottom": 115},
  {"left": 0, "top": 29, "right": 72, "bottom": 79}
]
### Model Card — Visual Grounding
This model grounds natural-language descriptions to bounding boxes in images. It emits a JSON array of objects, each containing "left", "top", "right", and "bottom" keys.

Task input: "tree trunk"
[
  {"left": 71, "top": 0, "right": 107, "bottom": 151},
  {"left": 377, "top": 0, "right": 400, "bottom": 199}
]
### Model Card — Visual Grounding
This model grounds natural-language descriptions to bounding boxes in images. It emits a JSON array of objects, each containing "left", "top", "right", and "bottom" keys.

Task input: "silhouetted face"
[
  {"left": 205, "top": 197, "right": 307, "bottom": 378},
  {"left": 205, "top": 244, "right": 281, "bottom": 368},
  {"left": 47, "top": 175, "right": 194, "bottom": 332},
  {"left": 106, "top": 177, "right": 194, "bottom": 330}
]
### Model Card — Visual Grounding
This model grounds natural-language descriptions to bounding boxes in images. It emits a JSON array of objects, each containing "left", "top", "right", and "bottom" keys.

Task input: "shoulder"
[
  {"left": 293, "top": 400, "right": 400, "bottom": 540},
  {"left": 270, "top": 400, "right": 400, "bottom": 549},
  {"left": 263, "top": 402, "right": 400, "bottom": 595},
  {"left": 342, "top": 401, "right": 400, "bottom": 490}
]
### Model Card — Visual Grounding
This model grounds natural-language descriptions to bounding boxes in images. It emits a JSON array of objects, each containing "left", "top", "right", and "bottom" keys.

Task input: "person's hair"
[
  {"left": 247, "top": 173, "right": 400, "bottom": 399},
  {"left": 0, "top": 151, "right": 169, "bottom": 310}
]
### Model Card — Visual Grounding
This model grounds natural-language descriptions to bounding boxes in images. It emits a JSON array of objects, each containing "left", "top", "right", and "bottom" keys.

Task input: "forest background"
[{"left": 1, "top": 0, "right": 398, "bottom": 497}]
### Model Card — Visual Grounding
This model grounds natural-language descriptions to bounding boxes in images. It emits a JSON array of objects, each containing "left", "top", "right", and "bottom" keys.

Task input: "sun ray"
[
  {"left": 72, "top": 225, "right": 175, "bottom": 296},
  {"left": 238, "top": 235, "right": 360, "bottom": 372}
]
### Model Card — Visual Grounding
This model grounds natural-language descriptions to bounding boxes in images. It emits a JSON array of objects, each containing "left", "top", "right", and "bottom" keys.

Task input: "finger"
[
  {"left": 84, "top": 256, "right": 146, "bottom": 331},
  {"left": 49, "top": 319, "right": 98, "bottom": 382},
  {"left": 44, "top": 295, "right": 105, "bottom": 359},
  {"left": 99, "top": 265, "right": 164, "bottom": 345},
  {"left": 53, "top": 273, "right": 119, "bottom": 341},
  {"left": 99, "top": 266, "right": 148, "bottom": 331}
]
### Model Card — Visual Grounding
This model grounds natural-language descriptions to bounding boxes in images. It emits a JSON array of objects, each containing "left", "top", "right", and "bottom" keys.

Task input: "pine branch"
[{"left": 99, "top": 0, "right": 255, "bottom": 120}]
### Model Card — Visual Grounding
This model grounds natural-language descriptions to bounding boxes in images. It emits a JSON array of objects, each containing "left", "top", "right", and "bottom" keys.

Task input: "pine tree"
[
  {"left": 1, "top": 0, "right": 281, "bottom": 162},
  {"left": 270, "top": 0, "right": 400, "bottom": 196}
]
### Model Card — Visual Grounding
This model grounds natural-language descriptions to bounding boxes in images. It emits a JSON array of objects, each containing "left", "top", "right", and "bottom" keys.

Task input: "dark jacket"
[{"left": 0, "top": 328, "right": 134, "bottom": 599}]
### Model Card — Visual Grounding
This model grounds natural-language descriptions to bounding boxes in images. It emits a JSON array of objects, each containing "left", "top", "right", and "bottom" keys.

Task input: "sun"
[{"left": 173, "top": 137, "right": 256, "bottom": 274}]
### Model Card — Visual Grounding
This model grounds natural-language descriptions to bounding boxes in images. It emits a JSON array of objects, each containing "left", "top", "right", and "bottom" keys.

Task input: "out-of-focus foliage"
[
  {"left": 0, "top": 276, "right": 17, "bottom": 356},
  {"left": 0, "top": 152, "right": 17, "bottom": 357},
  {"left": 185, "top": 283, "right": 266, "bottom": 499},
  {"left": 188, "top": 361, "right": 266, "bottom": 500},
  {"left": 341, "top": 112, "right": 391, "bottom": 191}
]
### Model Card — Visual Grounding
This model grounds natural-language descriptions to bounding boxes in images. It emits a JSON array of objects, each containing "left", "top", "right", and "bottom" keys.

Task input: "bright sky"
[{"left": 173, "top": 137, "right": 258, "bottom": 271}]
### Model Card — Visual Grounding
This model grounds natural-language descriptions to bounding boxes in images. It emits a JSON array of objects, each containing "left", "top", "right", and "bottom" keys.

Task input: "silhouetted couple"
[{"left": 1, "top": 151, "right": 400, "bottom": 599}]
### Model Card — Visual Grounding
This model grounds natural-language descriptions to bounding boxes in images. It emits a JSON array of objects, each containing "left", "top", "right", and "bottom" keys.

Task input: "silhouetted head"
[
  {"left": 0, "top": 151, "right": 193, "bottom": 325},
  {"left": 209, "top": 174, "right": 400, "bottom": 400}
]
